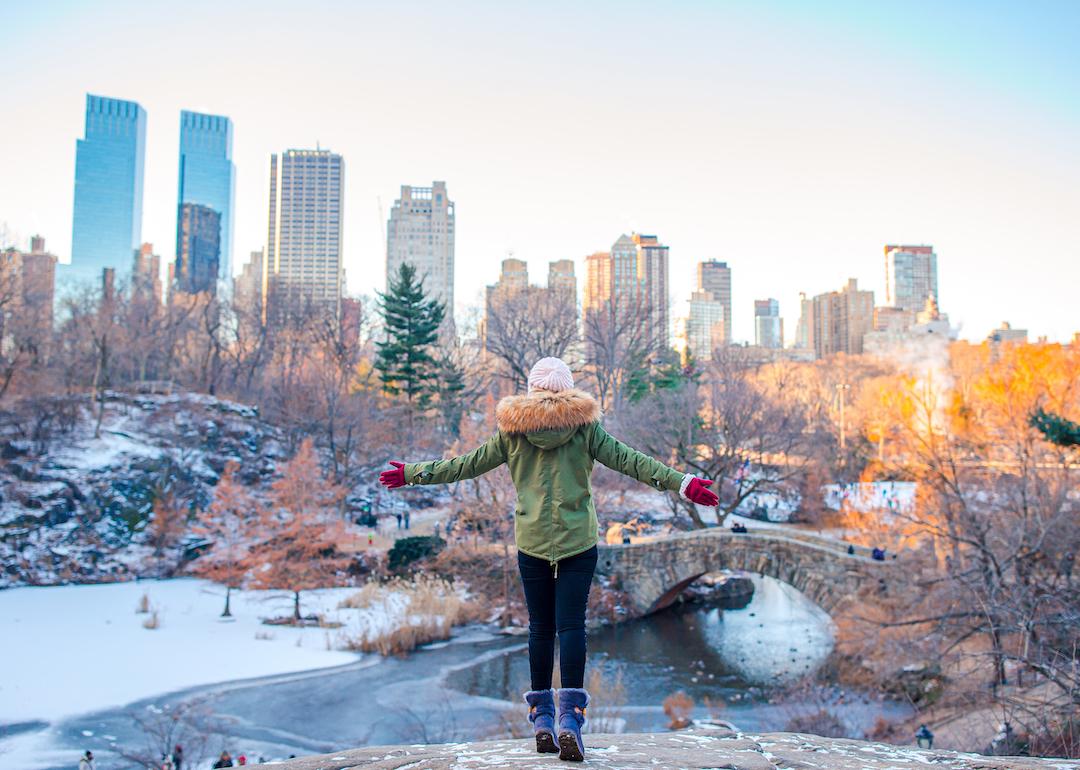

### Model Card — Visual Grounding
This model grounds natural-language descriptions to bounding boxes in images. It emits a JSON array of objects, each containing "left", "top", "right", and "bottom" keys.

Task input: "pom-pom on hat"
[{"left": 528, "top": 357, "right": 574, "bottom": 393}]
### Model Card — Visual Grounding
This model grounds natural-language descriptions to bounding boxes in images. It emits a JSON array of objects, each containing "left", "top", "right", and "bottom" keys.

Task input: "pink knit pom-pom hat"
[{"left": 528, "top": 357, "right": 574, "bottom": 393}]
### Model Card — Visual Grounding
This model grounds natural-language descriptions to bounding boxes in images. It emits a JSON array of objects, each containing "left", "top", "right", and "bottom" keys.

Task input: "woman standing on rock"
[{"left": 378, "top": 357, "right": 719, "bottom": 762}]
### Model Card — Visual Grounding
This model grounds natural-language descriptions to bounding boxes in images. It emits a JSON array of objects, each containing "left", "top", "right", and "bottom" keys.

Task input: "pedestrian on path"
[{"left": 379, "top": 356, "right": 718, "bottom": 762}]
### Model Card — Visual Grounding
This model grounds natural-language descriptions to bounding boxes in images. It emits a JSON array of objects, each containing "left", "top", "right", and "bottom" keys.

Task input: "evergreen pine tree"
[
  {"left": 375, "top": 263, "right": 446, "bottom": 409},
  {"left": 432, "top": 352, "right": 468, "bottom": 438},
  {"left": 1030, "top": 407, "right": 1080, "bottom": 447}
]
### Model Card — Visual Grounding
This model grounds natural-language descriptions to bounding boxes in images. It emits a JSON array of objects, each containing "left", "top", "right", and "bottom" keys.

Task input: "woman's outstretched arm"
[
  {"left": 587, "top": 422, "right": 718, "bottom": 506},
  {"left": 380, "top": 434, "right": 508, "bottom": 488}
]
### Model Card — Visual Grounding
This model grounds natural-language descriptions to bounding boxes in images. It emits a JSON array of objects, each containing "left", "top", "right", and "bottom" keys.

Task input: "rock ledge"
[{"left": 271, "top": 728, "right": 1077, "bottom": 769}]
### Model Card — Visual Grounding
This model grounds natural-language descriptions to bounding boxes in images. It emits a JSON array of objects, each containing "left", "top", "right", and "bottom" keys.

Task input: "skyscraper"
[
  {"left": 548, "top": 259, "right": 577, "bottom": 303},
  {"left": 69, "top": 94, "right": 146, "bottom": 287},
  {"left": 266, "top": 149, "right": 344, "bottom": 321},
  {"left": 633, "top": 234, "right": 670, "bottom": 350},
  {"left": 885, "top": 244, "right": 938, "bottom": 313},
  {"left": 175, "top": 203, "right": 221, "bottom": 295},
  {"left": 795, "top": 292, "right": 813, "bottom": 351},
  {"left": 583, "top": 251, "right": 613, "bottom": 315},
  {"left": 178, "top": 111, "right": 234, "bottom": 289},
  {"left": 811, "top": 278, "right": 874, "bottom": 358},
  {"left": 686, "top": 290, "right": 725, "bottom": 361},
  {"left": 386, "top": 181, "right": 455, "bottom": 328},
  {"left": 697, "top": 260, "right": 732, "bottom": 345},
  {"left": 583, "top": 234, "right": 670, "bottom": 349},
  {"left": 0, "top": 236, "right": 57, "bottom": 359},
  {"left": 754, "top": 298, "right": 783, "bottom": 349},
  {"left": 132, "top": 242, "right": 162, "bottom": 305},
  {"left": 233, "top": 249, "right": 265, "bottom": 320}
]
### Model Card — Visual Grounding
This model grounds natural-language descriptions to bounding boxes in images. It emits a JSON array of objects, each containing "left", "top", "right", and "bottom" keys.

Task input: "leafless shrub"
[
  {"left": 116, "top": 699, "right": 228, "bottom": 770},
  {"left": 663, "top": 691, "right": 694, "bottom": 730}
]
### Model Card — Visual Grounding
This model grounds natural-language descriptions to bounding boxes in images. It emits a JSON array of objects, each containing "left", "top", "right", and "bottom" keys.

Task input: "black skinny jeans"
[{"left": 517, "top": 545, "right": 598, "bottom": 691}]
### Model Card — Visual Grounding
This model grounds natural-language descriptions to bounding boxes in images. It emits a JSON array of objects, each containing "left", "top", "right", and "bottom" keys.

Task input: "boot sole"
[
  {"left": 558, "top": 732, "right": 584, "bottom": 762},
  {"left": 535, "top": 732, "right": 558, "bottom": 753}
]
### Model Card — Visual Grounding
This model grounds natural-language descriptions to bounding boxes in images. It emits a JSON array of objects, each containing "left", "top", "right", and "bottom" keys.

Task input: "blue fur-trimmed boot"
[
  {"left": 523, "top": 689, "right": 558, "bottom": 753},
  {"left": 557, "top": 688, "right": 589, "bottom": 762}
]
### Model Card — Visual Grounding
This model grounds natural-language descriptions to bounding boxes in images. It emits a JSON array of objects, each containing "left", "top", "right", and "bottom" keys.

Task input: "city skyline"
[{"left": 2, "top": 1, "right": 1078, "bottom": 343}]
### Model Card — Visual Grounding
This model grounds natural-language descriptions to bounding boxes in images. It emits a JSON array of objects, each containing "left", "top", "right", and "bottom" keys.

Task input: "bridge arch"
[{"left": 595, "top": 529, "right": 895, "bottom": 617}]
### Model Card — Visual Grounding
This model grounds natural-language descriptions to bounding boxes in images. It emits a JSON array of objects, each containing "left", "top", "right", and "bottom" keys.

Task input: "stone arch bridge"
[{"left": 595, "top": 529, "right": 900, "bottom": 617}]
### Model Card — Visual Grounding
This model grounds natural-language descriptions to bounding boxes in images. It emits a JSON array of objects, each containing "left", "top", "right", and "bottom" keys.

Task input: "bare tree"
[
  {"left": 621, "top": 349, "right": 809, "bottom": 528},
  {"left": 582, "top": 295, "right": 656, "bottom": 414},
  {"left": 118, "top": 699, "right": 227, "bottom": 770},
  {"left": 484, "top": 286, "right": 579, "bottom": 391},
  {"left": 855, "top": 342, "right": 1080, "bottom": 754}
]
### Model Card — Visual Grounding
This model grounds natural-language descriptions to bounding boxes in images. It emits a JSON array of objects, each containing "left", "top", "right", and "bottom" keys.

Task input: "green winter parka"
[{"left": 403, "top": 389, "right": 686, "bottom": 564}]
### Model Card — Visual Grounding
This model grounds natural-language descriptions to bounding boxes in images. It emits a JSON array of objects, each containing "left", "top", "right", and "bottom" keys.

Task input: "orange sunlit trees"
[
  {"left": 191, "top": 462, "right": 258, "bottom": 617},
  {"left": 874, "top": 341, "right": 1080, "bottom": 714},
  {"left": 246, "top": 439, "right": 351, "bottom": 622}
]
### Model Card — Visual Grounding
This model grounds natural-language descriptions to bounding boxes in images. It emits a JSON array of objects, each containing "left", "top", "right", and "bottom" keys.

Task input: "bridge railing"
[{"left": 606, "top": 527, "right": 892, "bottom": 566}]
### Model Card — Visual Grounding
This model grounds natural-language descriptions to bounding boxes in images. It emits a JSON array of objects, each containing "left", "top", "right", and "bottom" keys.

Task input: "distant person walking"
[
  {"left": 395, "top": 512, "right": 403, "bottom": 529},
  {"left": 380, "top": 357, "right": 718, "bottom": 762},
  {"left": 172, "top": 744, "right": 183, "bottom": 770},
  {"left": 78, "top": 751, "right": 94, "bottom": 770}
]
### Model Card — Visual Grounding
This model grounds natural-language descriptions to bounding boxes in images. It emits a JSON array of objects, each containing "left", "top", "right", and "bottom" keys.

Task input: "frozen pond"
[{"left": 5, "top": 576, "right": 910, "bottom": 769}]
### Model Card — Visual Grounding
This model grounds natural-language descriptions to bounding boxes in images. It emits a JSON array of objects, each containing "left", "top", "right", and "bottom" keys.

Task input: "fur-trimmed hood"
[{"left": 496, "top": 388, "right": 600, "bottom": 436}]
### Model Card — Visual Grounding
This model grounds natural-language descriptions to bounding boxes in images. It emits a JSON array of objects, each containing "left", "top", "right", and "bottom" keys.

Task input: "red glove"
[
  {"left": 685, "top": 478, "right": 719, "bottom": 507},
  {"left": 379, "top": 461, "right": 406, "bottom": 489}
]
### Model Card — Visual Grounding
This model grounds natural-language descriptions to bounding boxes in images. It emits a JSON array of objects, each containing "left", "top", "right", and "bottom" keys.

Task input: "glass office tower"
[
  {"left": 69, "top": 94, "right": 146, "bottom": 287},
  {"left": 175, "top": 203, "right": 222, "bottom": 295},
  {"left": 178, "top": 111, "right": 234, "bottom": 289}
]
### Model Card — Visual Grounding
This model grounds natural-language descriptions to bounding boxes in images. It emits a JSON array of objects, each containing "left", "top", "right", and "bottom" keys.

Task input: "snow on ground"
[
  {"left": 0, "top": 578, "right": 424, "bottom": 725},
  {"left": 823, "top": 481, "right": 916, "bottom": 513}
]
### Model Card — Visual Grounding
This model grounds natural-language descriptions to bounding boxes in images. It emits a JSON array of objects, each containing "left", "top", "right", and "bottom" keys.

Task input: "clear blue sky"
[{"left": 1, "top": 0, "right": 1077, "bottom": 343}]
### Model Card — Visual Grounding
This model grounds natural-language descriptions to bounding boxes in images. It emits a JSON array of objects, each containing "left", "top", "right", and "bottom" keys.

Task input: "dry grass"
[
  {"left": 338, "top": 574, "right": 481, "bottom": 656},
  {"left": 586, "top": 666, "right": 628, "bottom": 733},
  {"left": 663, "top": 690, "right": 695, "bottom": 730},
  {"left": 142, "top": 610, "right": 160, "bottom": 630},
  {"left": 254, "top": 630, "right": 275, "bottom": 641},
  {"left": 135, "top": 593, "right": 151, "bottom": 614}
]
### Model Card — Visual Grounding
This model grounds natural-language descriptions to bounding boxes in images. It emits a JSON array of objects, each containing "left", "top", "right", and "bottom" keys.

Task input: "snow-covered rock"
[
  {"left": 0, "top": 391, "right": 286, "bottom": 587},
  {"left": 271, "top": 729, "right": 1073, "bottom": 769}
]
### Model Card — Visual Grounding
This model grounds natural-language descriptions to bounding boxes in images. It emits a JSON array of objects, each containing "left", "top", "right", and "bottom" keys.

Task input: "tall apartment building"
[
  {"left": 0, "top": 236, "right": 57, "bottom": 358},
  {"left": 175, "top": 203, "right": 221, "bottom": 295},
  {"left": 885, "top": 244, "right": 937, "bottom": 313},
  {"left": 386, "top": 181, "right": 455, "bottom": 327},
  {"left": 697, "top": 260, "right": 732, "bottom": 345},
  {"left": 583, "top": 251, "right": 613, "bottom": 314},
  {"left": 265, "top": 149, "right": 344, "bottom": 321},
  {"left": 178, "top": 111, "right": 235, "bottom": 290},
  {"left": 794, "top": 292, "right": 813, "bottom": 351},
  {"left": 485, "top": 257, "right": 529, "bottom": 317},
  {"left": 69, "top": 94, "right": 146, "bottom": 288},
  {"left": 634, "top": 234, "right": 670, "bottom": 349},
  {"left": 811, "top": 278, "right": 874, "bottom": 358},
  {"left": 548, "top": 259, "right": 577, "bottom": 302},
  {"left": 754, "top": 298, "right": 783, "bottom": 349},
  {"left": 686, "top": 290, "right": 725, "bottom": 361},
  {"left": 233, "top": 249, "right": 265, "bottom": 319},
  {"left": 132, "top": 242, "right": 162, "bottom": 305},
  {"left": 586, "top": 234, "right": 670, "bottom": 349}
]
